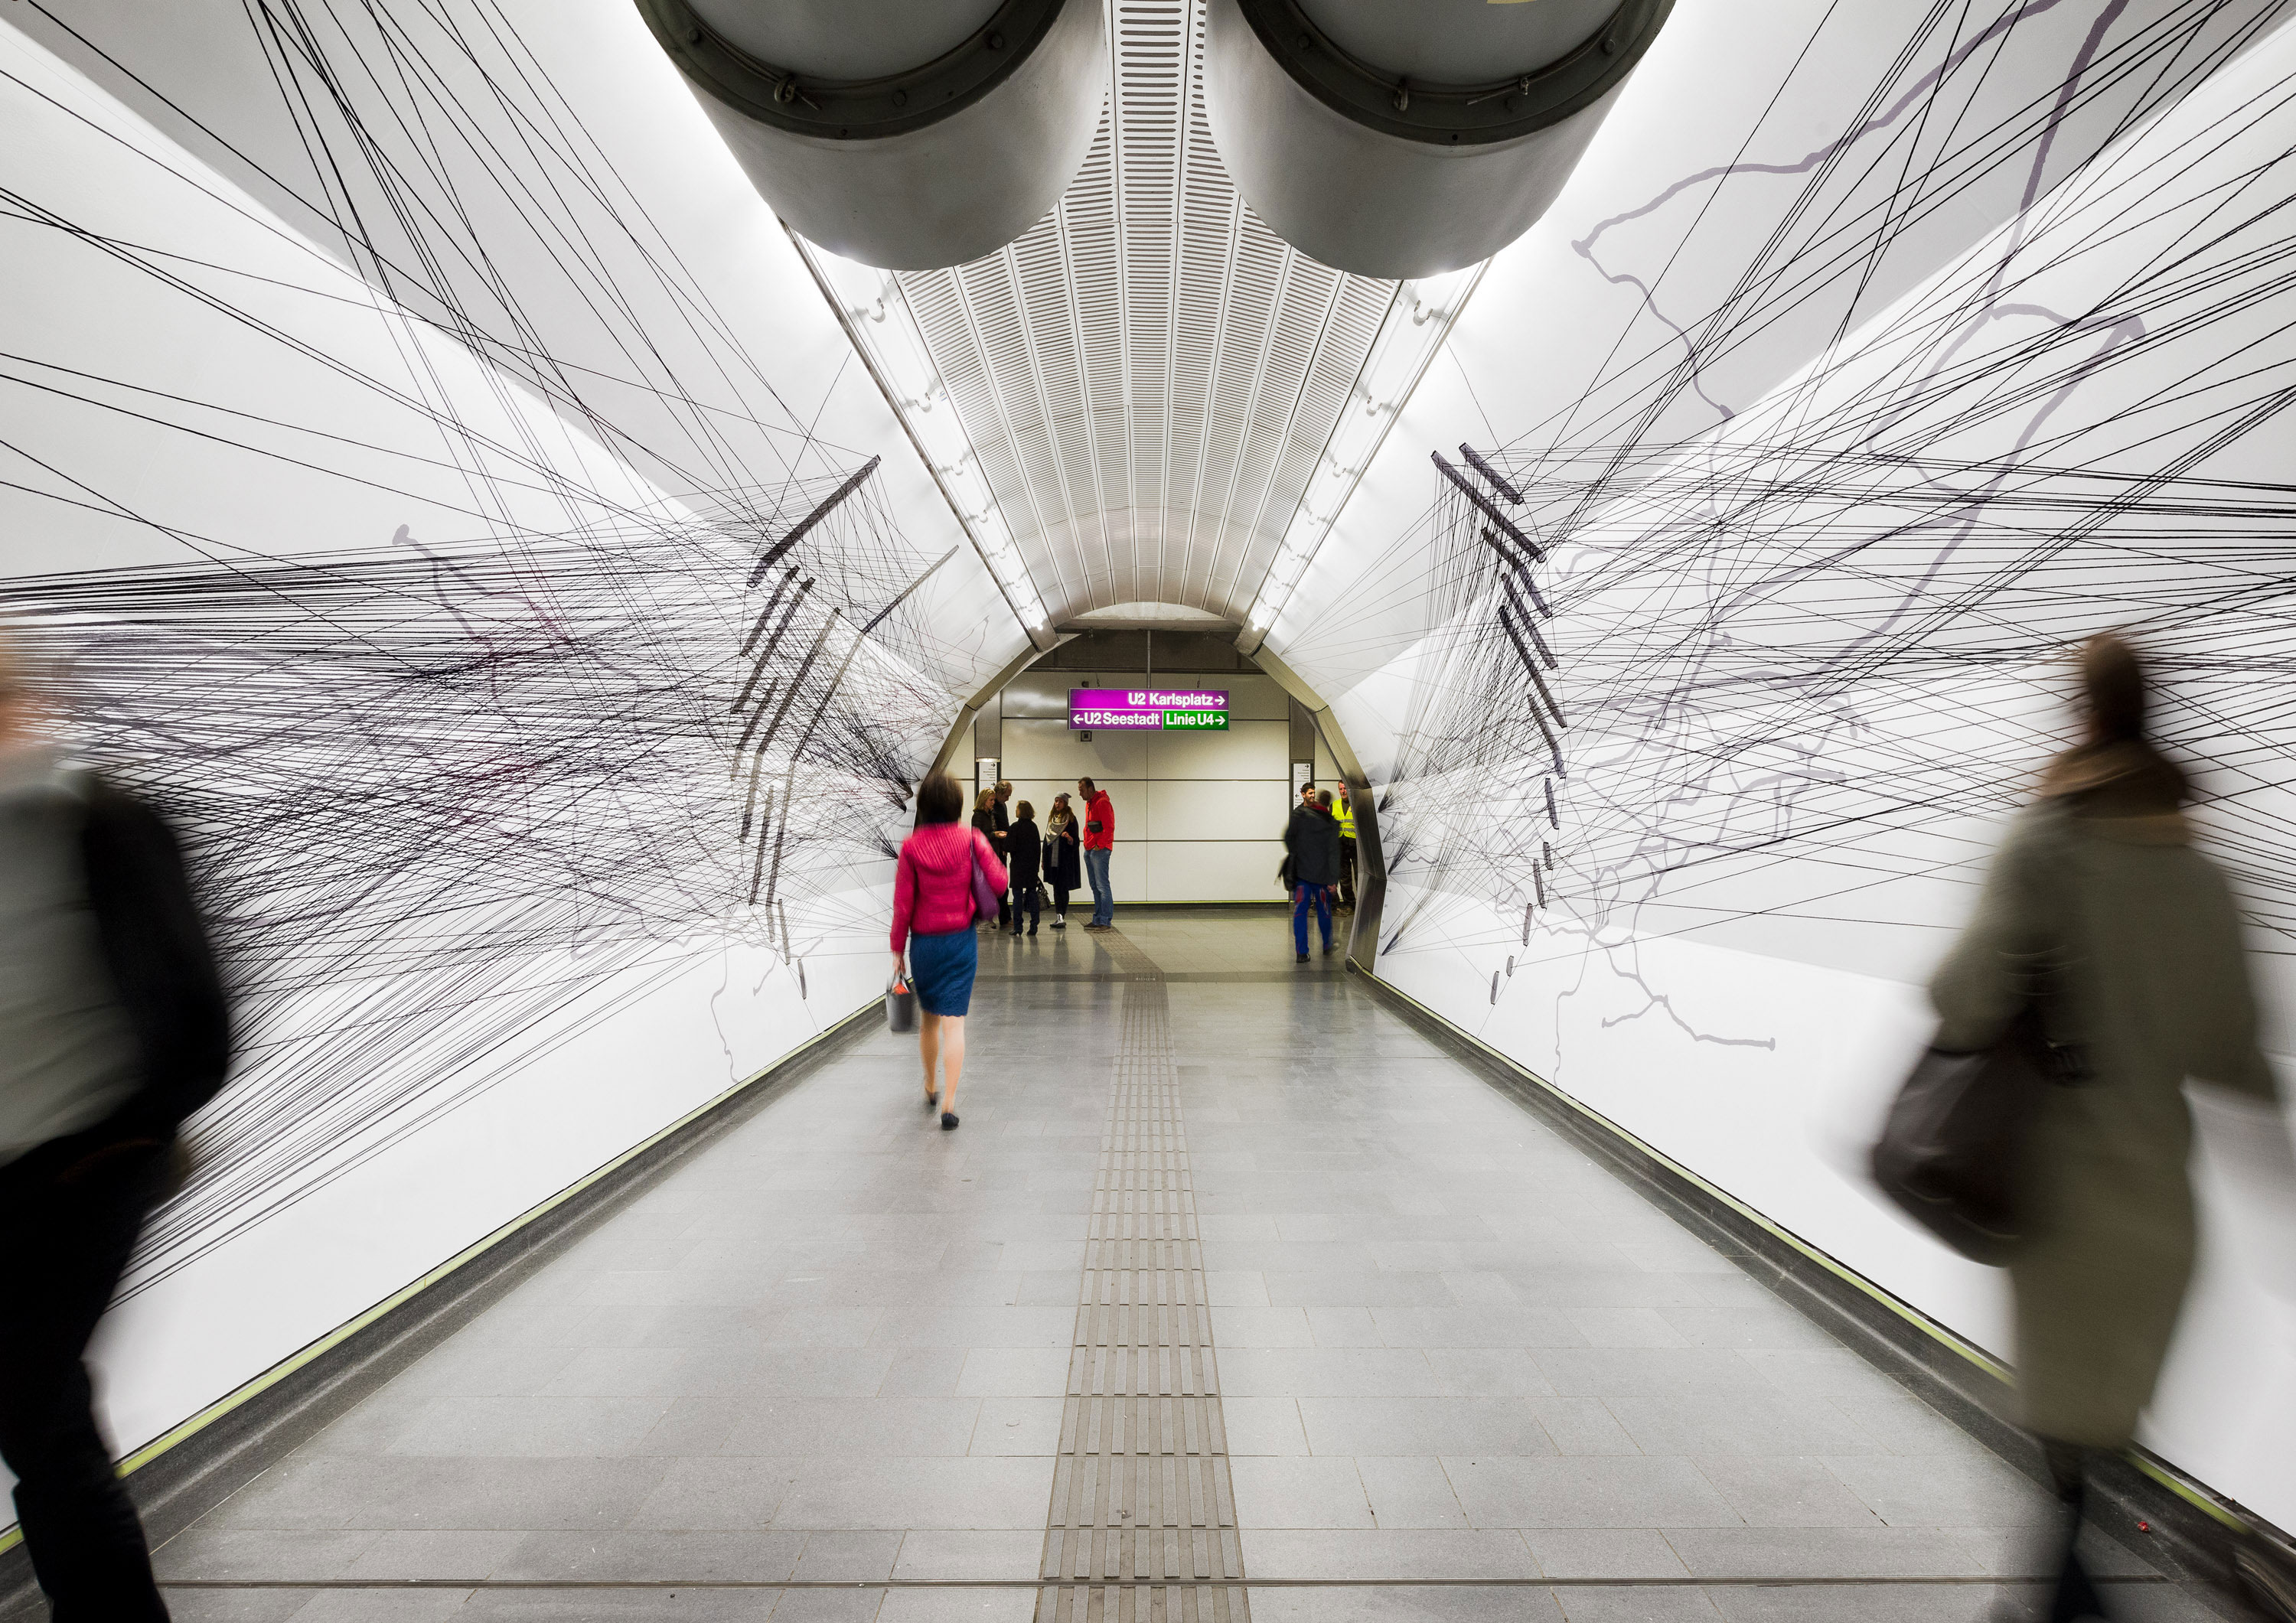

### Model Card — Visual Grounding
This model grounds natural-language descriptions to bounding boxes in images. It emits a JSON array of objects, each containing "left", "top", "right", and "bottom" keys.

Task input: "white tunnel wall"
[
  {"left": 1264, "top": 1, "right": 2296, "bottom": 1532},
  {"left": 0, "top": 5, "right": 1029, "bottom": 1491}
]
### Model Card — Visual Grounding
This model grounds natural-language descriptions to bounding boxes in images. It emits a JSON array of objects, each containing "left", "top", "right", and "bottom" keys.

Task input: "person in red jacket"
[
  {"left": 1077, "top": 776, "right": 1116, "bottom": 930},
  {"left": 892, "top": 773, "right": 1006, "bottom": 1129}
]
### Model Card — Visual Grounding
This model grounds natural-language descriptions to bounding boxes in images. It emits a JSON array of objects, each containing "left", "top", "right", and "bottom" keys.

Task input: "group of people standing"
[
  {"left": 962, "top": 776, "right": 1117, "bottom": 934},
  {"left": 1282, "top": 781, "right": 1355, "bottom": 963}
]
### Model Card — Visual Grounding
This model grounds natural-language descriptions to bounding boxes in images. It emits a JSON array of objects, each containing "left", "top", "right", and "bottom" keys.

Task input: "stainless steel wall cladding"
[
  {"left": 635, "top": 0, "right": 1108, "bottom": 271},
  {"left": 1203, "top": 0, "right": 1672, "bottom": 279}
]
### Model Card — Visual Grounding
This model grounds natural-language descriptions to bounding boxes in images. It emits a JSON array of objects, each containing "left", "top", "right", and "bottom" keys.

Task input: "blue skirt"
[{"left": 908, "top": 927, "right": 978, "bottom": 1018}]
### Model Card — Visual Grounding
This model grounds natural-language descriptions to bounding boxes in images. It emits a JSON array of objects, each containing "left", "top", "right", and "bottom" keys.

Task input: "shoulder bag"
[
  {"left": 969, "top": 836, "right": 1003, "bottom": 923},
  {"left": 1869, "top": 1005, "right": 2079, "bottom": 1265}
]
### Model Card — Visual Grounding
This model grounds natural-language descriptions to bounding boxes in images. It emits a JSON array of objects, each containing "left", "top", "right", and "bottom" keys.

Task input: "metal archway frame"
[
  {"left": 1244, "top": 639, "right": 1386, "bottom": 976},
  {"left": 924, "top": 628, "right": 1385, "bottom": 971}
]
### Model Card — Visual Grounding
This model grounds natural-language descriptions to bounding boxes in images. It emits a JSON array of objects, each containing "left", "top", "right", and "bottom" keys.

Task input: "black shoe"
[
  {"left": 1296, "top": 952, "right": 1309, "bottom": 963},
  {"left": 940, "top": 1111, "right": 959, "bottom": 1131},
  {"left": 924, "top": 1090, "right": 938, "bottom": 1110},
  {"left": 1322, "top": 941, "right": 1336, "bottom": 955},
  {"left": 1028, "top": 924, "right": 1039, "bottom": 937}
]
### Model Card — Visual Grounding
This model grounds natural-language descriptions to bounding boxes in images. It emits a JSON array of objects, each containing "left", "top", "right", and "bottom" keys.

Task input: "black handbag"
[
  {"left": 885, "top": 970, "right": 917, "bottom": 1035},
  {"left": 1870, "top": 999, "right": 2081, "bottom": 1266}
]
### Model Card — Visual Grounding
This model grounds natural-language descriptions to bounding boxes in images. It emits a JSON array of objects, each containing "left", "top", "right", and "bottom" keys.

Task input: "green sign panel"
[{"left": 1162, "top": 709, "right": 1229, "bottom": 731}]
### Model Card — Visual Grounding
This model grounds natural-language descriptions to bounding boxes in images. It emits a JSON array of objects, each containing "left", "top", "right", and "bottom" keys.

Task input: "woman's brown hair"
[{"left": 915, "top": 772, "right": 964, "bottom": 825}]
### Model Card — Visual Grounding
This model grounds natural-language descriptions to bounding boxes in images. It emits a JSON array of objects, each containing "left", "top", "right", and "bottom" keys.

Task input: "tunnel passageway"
[{"left": 146, "top": 916, "right": 2183, "bottom": 1621}]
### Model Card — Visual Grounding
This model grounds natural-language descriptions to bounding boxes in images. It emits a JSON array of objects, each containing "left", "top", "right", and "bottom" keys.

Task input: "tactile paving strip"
[{"left": 1036, "top": 975, "right": 1248, "bottom": 1622}]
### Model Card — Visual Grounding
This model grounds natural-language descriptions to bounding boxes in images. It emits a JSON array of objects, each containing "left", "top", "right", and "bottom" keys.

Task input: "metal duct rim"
[
  {"left": 633, "top": 0, "right": 1063, "bottom": 141},
  {"left": 1234, "top": 0, "right": 1671, "bottom": 147}
]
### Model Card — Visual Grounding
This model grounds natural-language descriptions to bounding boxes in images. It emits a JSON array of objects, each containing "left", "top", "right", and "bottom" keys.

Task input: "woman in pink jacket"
[{"left": 892, "top": 773, "right": 1007, "bottom": 1130}]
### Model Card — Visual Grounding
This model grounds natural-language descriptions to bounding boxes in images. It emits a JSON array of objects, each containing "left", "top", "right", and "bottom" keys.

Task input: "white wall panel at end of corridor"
[
  {"left": 1003, "top": 718, "right": 1146, "bottom": 784},
  {"left": 1145, "top": 841, "right": 1288, "bottom": 902},
  {"left": 1146, "top": 721, "right": 1287, "bottom": 784},
  {"left": 1143, "top": 777, "right": 1293, "bottom": 842}
]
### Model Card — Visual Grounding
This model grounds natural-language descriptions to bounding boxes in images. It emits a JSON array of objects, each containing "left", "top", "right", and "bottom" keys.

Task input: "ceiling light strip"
[
  {"left": 1240, "top": 259, "right": 1492, "bottom": 651},
  {"left": 788, "top": 229, "right": 1055, "bottom": 645}
]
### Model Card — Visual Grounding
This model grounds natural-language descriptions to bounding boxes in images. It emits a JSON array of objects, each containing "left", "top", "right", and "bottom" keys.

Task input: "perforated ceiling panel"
[{"left": 890, "top": 1, "right": 1398, "bottom": 625}]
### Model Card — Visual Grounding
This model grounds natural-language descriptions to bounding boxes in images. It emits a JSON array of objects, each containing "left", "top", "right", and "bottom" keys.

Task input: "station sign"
[{"left": 1068, "top": 687, "right": 1230, "bottom": 731}]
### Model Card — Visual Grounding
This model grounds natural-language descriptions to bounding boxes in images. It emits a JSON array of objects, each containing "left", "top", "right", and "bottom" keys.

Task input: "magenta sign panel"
[{"left": 1068, "top": 687, "right": 1229, "bottom": 730}]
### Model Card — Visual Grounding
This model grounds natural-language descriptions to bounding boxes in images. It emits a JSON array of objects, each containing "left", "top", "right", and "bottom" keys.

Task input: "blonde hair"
[{"left": 976, "top": 788, "right": 996, "bottom": 813}]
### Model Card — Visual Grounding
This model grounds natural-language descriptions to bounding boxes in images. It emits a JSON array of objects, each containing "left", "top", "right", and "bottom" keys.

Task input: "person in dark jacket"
[
  {"left": 1005, "top": 801, "right": 1043, "bottom": 937},
  {"left": 1043, "top": 794, "right": 1081, "bottom": 928},
  {"left": 992, "top": 781, "right": 1013, "bottom": 929},
  {"left": 969, "top": 790, "right": 1003, "bottom": 930},
  {"left": 0, "top": 648, "right": 232, "bottom": 1623},
  {"left": 1283, "top": 790, "right": 1343, "bottom": 963},
  {"left": 1929, "top": 634, "right": 2280, "bottom": 1621}
]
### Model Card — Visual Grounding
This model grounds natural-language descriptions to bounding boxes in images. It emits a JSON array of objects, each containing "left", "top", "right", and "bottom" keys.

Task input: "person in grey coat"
[
  {"left": 1283, "top": 790, "right": 1344, "bottom": 963},
  {"left": 1929, "top": 633, "right": 2278, "bottom": 1621}
]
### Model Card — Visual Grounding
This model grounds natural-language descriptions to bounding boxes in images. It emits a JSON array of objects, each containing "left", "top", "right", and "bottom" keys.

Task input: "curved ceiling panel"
[{"left": 802, "top": 0, "right": 1450, "bottom": 630}]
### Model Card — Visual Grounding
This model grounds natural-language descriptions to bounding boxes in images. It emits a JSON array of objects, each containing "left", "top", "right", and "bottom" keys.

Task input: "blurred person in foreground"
[
  {"left": 0, "top": 639, "right": 232, "bottom": 1621},
  {"left": 894, "top": 772, "right": 1006, "bottom": 1130},
  {"left": 1929, "top": 633, "right": 2277, "bottom": 1622}
]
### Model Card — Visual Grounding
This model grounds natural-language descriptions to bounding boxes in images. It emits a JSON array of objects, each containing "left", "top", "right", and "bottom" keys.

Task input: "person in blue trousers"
[{"left": 1283, "top": 789, "right": 1342, "bottom": 963}]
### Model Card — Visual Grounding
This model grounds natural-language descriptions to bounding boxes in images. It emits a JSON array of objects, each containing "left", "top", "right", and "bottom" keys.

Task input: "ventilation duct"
[
  {"left": 636, "top": 0, "right": 1107, "bottom": 271},
  {"left": 1204, "top": 0, "right": 1670, "bottom": 279}
]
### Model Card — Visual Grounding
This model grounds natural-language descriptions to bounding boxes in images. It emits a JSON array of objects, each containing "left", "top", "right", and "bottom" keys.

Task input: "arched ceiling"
[{"left": 797, "top": 0, "right": 1479, "bottom": 638}]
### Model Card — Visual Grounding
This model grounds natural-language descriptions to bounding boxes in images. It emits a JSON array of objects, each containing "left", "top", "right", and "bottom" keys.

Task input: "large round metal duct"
[
  {"left": 636, "top": 0, "right": 1107, "bottom": 272},
  {"left": 1205, "top": 0, "right": 1671, "bottom": 279}
]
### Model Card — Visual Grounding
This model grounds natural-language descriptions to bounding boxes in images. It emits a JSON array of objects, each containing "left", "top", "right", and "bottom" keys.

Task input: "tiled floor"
[{"left": 140, "top": 914, "right": 2206, "bottom": 1621}]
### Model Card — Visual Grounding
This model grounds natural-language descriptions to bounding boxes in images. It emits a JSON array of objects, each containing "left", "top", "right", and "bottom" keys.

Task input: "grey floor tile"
[
  {"left": 1359, "top": 1455, "right": 1473, "bottom": 1527},
  {"left": 954, "top": 1348, "right": 1071, "bottom": 1396},
  {"left": 1245, "top": 1584, "right": 1565, "bottom": 1621},
  {"left": 373, "top": 1396, "right": 675, "bottom": 1458},
  {"left": 969, "top": 1395, "right": 1062, "bottom": 1454},
  {"left": 338, "top": 1530, "right": 527, "bottom": 1578},
  {"left": 1663, "top": 1525, "right": 1991, "bottom": 1579},
  {"left": 1443, "top": 1456, "right": 1741, "bottom": 1530},
  {"left": 152, "top": 1530, "right": 381, "bottom": 1581},
  {"left": 1527, "top": 1528, "right": 1692, "bottom": 1579},
  {"left": 1821, "top": 1453, "right": 2059, "bottom": 1529},
  {"left": 716, "top": 1397, "right": 985, "bottom": 1457},
  {"left": 1230, "top": 1455, "right": 1375, "bottom": 1527},
  {"left": 625, "top": 1456, "right": 799, "bottom": 1530},
  {"left": 1215, "top": 1348, "right": 1446, "bottom": 1396},
  {"left": 494, "top": 1529, "right": 806, "bottom": 1580},
  {"left": 1220, "top": 1395, "right": 1312, "bottom": 1455},
  {"left": 1297, "top": 1396, "right": 1555, "bottom": 1458},
  {"left": 789, "top": 1529, "right": 907, "bottom": 1581},
  {"left": 889, "top": 1528, "right": 1044, "bottom": 1579},
  {"left": 1531, "top": 1349, "right": 1770, "bottom": 1398},
  {"left": 1207, "top": 1305, "right": 1315, "bottom": 1348},
  {"left": 770, "top": 1456, "right": 1058, "bottom": 1529},
  {"left": 207, "top": 1456, "right": 669, "bottom": 1532},
  {"left": 1603, "top": 1391, "right": 1880, "bottom": 1457},
  {"left": 1703, "top": 1582, "right": 2014, "bottom": 1621},
  {"left": 287, "top": 1594, "right": 477, "bottom": 1622},
  {"left": 148, "top": 1590, "right": 316, "bottom": 1623},
  {"left": 1241, "top": 1527, "right": 1541, "bottom": 1579},
  {"left": 158, "top": 921, "right": 2092, "bottom": 1615},
  {"left": 1688, "top": 1456, "right": 1886, "bottom": 1528},
  {"left": 1531, "top": 1398, "right": 1642, "bottom": 1456},
  {"left": 876, "top": 1588, "right": 1041, "bottom": 1622},
  {"left": 1557, "top": 1590, "right": 1727, "bottom": 1623}
]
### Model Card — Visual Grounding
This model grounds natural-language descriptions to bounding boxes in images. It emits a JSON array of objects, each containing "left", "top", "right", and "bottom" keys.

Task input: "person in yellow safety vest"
[{"left": 1334, "top": 782, "right": 1357, "bottom": 912}]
